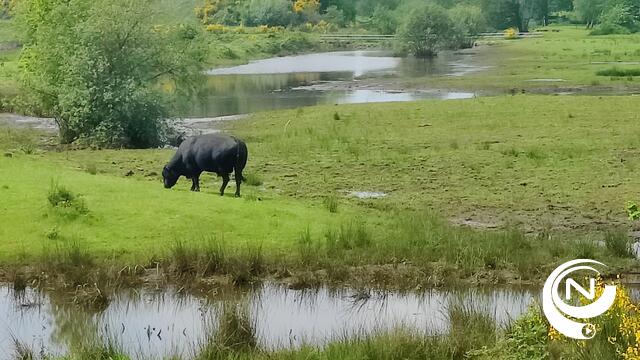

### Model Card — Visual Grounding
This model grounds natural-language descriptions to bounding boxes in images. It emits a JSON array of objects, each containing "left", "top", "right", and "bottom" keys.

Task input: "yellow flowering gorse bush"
[
  {"left": 547, "top": 279, "right": 640, "bottom": 359},
  {"left": 504, "top": 27, "right": 519, "bottom": 40},
  {"left": 293, "top": 0, "right": 319, "bottom": 13}
]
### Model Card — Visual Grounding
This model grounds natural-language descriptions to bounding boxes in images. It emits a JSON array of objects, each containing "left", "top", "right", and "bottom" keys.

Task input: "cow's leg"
[
  {"left": 191, "top": 174, "right": 201, "bottom": 192},
  {"left": 234, "top": 171, "right": 242, "bottom": 198},
  {"left": 220, "top": 174, "right": 230, "bottom": 196}
]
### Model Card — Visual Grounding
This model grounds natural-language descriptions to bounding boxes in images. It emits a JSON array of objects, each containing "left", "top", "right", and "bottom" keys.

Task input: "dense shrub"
[
  {"left": 370, "top": 5, "right": 398, "bottom": 34},
  {"left": 396, "top": 4, "right": 457, "bottom": 57},
  {"left": 449, "top": 4, "right": 486, "bottom": 48},
  {"left": 15, "top": 0, "right": 207, "bottom": 148},
  {"left": 591, "top": 3, "right": 638, "bottom": 34},
  {"left": 240, "top": 0, "right": 294, "bottom": 27},
  {"left": 47, "top": 182, "right": 89, "bottom": 217},
  {"left": 322, "top": 5, "right": 347, "bottom": 27}
]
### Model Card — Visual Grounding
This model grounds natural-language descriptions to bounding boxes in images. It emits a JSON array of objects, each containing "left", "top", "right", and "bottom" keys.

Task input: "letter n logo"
[{"left": 566, "top": 278, "right": 596, "bottom": 301}]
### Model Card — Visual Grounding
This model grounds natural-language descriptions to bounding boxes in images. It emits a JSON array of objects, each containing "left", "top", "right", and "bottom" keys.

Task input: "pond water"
[
  {"left": 0, "top": 283, "right": 534, "bottom": 359},
  {"left": 188, "top": 51, "right": 479, "bottom": 118}
]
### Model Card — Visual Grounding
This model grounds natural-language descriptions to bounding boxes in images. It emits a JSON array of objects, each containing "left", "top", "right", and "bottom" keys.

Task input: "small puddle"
[
  {"left": 0, "top": 283, "right": 536, "bottom": 359},
  {"left": 349, "top": 191, "right": 388, "bottom": 199},
  {"left": 527, "top": 78, "right": 566, "bottom": 82}
]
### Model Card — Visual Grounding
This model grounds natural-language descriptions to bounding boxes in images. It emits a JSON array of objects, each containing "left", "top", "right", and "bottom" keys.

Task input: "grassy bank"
[
  {"left": 420, "top": 26, "right": 640, "bottom": 94},
  {"left": 205, "top": 30, "right": 325, "bottom": 68},
  {"left": 1, "top": 95, "right": 640, "bottom": 290}
]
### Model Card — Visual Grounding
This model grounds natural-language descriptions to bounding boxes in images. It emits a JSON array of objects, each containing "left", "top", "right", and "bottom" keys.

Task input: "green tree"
[
  {"left": 370, "top": 4, "right": 398, "bottom": 34},
  {"left": 241, "top": 0, "right": 294, "bottom": 27},
  {"left": 396, "top": 3, "right": 457, "bottom": 57},
  {"left": 15, "top": 0, "right": 207, "bottom": 147},
  {"left": 573, "top": 0, "right": 607, "bottom": 27},
  {"left": 450, "top": 4, "right": 486, "bottom": 47},
  {"left": 593, "top": 2, "right": 637, "bottom": 33},
  {"left": 550, "top": 0, "right": 573, "bottom": 11},
  {"left": 482, "top": 0, "right": 522, "bottom": 29},
  {"left": 319, "top": 0, "right": 357, "bottom": 22},
  {"left": 323, "top": 5, "right": 347, "bottom": 26}
]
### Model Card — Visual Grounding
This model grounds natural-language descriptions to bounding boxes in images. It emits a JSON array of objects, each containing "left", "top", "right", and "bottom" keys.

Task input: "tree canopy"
[{"left": 15, "top": 0, "right": 207, "bottom": 147}]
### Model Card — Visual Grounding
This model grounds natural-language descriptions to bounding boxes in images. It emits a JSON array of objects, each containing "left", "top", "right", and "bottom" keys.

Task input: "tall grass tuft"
[
  {"left": 10, "top": 271, "right": 27, "bottom": 293},
  {"left": 170, "top": 238, "right": 227, "bottom": 277},
  {"left": 72, "top": 283, "right": 110, "bottom": 311},
  {"left": 12, "top": 339, "right": 35, "bottom": 360},
  {"left": 325, "top": 221, "right": 372, "bottom": 252},
  {"left": 323, "top": 195, "right": 339, "bottom": 213},
  {"left": 244, "top": 173, "right": 263, "bottom": 187},
  {"left": 169, "top": 237, "right": 264, "bottom": 286},
  {"left": 297, "top": 227, "right": 319, "bottom": 266},
  {"left": 604, "top": 229, "right": 632, "bottom": 258},
  {"left": 85, "top": 162, "right": 98, "bottom": 175},
  {"left": 447, "top": 301, "right": 498, "bottom": 358}
]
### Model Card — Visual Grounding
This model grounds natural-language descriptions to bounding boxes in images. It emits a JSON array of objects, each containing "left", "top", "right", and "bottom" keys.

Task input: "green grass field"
[
  {"left": 228, "top": 95, "right": 640, "bottom": 231},
  {"left": 2, "top": 95, "right": 639, "bottom": 286}
]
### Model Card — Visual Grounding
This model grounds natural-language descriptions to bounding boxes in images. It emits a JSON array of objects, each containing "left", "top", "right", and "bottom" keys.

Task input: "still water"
[
  {"left": 1, "top": 283, "right": 535, "bottom": 358},
  {"left": 189, "top": 51, "right": 478, "bottom": 117}
]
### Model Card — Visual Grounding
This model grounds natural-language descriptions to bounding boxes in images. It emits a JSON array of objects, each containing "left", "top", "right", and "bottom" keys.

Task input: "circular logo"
[{"left": 542, "top": 259, "right": 616, "bottom": 340}]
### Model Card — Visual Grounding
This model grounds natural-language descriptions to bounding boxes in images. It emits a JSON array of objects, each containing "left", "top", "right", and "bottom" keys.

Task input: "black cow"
[{"left": 162, "top": 134, "right": 248, "bottom": 197}]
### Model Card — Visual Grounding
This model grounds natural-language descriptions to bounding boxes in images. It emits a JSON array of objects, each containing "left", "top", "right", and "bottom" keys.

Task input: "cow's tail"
[{"left": 234, "top": 138, "right": 248, "bottom": 182}]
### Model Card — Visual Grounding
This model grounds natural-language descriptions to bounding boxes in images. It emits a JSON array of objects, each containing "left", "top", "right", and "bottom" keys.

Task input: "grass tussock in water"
[{"left": 197, "top": 304, "right": 258, "bottom": 358}]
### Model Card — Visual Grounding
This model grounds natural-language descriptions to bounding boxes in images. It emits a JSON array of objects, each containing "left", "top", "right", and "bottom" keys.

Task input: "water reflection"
[
  {"left": 189, "top": 51, "right": 479, "bottom": 118},
  {"left": 0, "top": 284, "right": 536, "bottom": 359}
]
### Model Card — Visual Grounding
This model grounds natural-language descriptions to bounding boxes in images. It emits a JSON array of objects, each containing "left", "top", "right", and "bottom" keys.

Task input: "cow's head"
[{"left": 162, "top": 166, "right": 179, "bottom": 189}]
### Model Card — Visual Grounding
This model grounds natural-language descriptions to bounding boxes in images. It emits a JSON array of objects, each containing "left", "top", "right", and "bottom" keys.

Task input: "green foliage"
[
  {"left": 447, "top": 302, "right": 498, "bottom": 357},
  {"left": 573, "top": 0, "right": 607, "bottom": 28},
  {"left": 591, "top": 2, "right": 638, "bottom": 34},
  {"left": 324, "top": 221, "right": 371, "bottom": 251},
  {"left": 628, "top": 201, "right": 640, "bottom": 220},
  {"left": 14, "top": 0, "right": 207, "bottom": 148},
  {"left": 201, "top": 305, "right": 258, "bottom": 355},
  {"left": 240, "top": 0, "right": 294, "bottom": 27},
  {"left": 47, "top": 181, "right": 89, "bottom": 216},
  {"left": 396, "top": 3, "right": 457, "bottom": 57},
  {"left": 369, "top": 5, "right": 398, "bottom": 34},
  {"left": 323, "top": 194, "right": 339, "bottom": 213},
  {"left": 597, "top": 67, "right": 640, "bottom": 76},
  {"left": 322, "top": 5, "right": 347, "bottom": 27},
  {"left": 244, "top": 173, "right": 263, "bottom": 186},
  {"left": 473, "top": 305, "right": 550, "bottom": 359},
  {"left": 481, "top": 0, "right": 522, "bottom": 30},
  {"left": 0, "top": 0, "right": 15, "bottom": 19},
  {"left": 604, "top": 228, "right": 632, "bottom": 257},
  {"left": 450, "top": 4, "right": 486, "bottom": 48}
]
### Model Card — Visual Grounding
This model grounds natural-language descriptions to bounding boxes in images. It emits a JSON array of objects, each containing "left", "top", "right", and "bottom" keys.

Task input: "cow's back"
[{"left": 182, "top": 134, "right": 239, "bottom": 174}]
